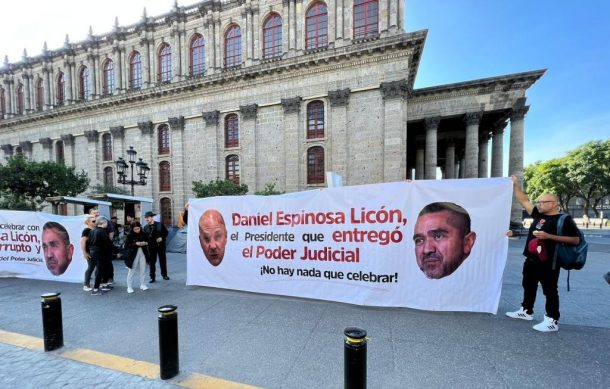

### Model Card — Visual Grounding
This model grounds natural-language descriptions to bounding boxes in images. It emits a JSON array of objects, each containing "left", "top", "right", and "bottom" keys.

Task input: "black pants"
[
  {"left": 84, "top": 258, "right": 96, "bottom": 287},
  {"left": 521, "top": 256, "right": 561, "bottom": 320},
  {"left": 148, "top": 245, "right": 167, "bottom": 280},
  {"left": 93, "top": 257, "right": 111, "bottom": 289}
]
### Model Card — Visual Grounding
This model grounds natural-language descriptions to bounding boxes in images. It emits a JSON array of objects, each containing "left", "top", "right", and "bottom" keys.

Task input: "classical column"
[
  {"left": 243, "top": 4, "right": 252, "bottom": 65},
  {"left": 171, "top": 27, "right": 182, "bottom": 82},
  {"left": 61, "top": 134, "right": 75, "bottom": 167},
  {"left": 137, "top": 120, "right": 154, "bottom": 197},
  {"left": 110, "top": 126, "right": 125, "bottom": 160},
  {"left": 205, "top": 13, "right": 215, "bottom": 74},
  {"left": 84, "top": 130, "right": 99, "bottom": 183},
  {"left": 415, "top": 145, "right": 424, "bottom": 180},
  {"left": 509, "top": 105, "right": 529, "bottom": 221},
  {"left": 378, "top": 0, "right": 389, "bottom": 36},
  {"left": 240, "top": 104, "right": 258, "bottom": 191},
  {"left": 329, "top": 89, "right": 350, "bottom": 181},
  {"left": 2, "top": 80, "right": 12, "bottom": 117},
  {"left": 64, "top": 61, "right": 73, "bottom": 103},
  {"left": 39, "top": 137, "right": 53, "bottom": 160},
  {"left": 281, "top": 97, "right": 301, "bottom": 191},
  {"left": 42, "top": 67, "right": 51, "bottom": 109},
  {"left": 140, "top": 38, "right": 151, "bottom": 88},
  {"left": 336, "top": 0, "right": 344, "bottom": 42},
  {"left": 24, "top": 74, "right": 32, "bottom": 112},
  {"left": 463, "top": 112, "right": 481, "bottom": 178},
  {"left": 281, "top": 1, "right": 290, "bottom": 53},
  {"left": 202, "top": 110, "right": 220, "bottom": 180},
  {"left": 169, "top": 116, "right": 186, "bottom": 202},
  {"left": 381, "top": 80, "right": 408, "bottom": 181},
  {"left": 491, "top": 122, "right": 506, "bottom": 177},
  {"left": 215, "top": 14, "right": 222, "bottom": 68},
  {"left": 445, "top": 141, "right": 455, "bottom": 179},
  {"left": 389, "top": 0, "right": 400, "bottom": 33},
  {"left": 478, "top": 132, "right": 490, "bottom": 178},
  {"left": 251, "top": 4, "right": 260, "bottom": 63},
  {"left": 424, "top": 117, "right": 440, "bottom": 179}
]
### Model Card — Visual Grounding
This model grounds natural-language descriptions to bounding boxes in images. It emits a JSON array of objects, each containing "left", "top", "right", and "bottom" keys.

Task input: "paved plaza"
[{"left": 0, "top": 233, "right": 609, "bottom": 388}]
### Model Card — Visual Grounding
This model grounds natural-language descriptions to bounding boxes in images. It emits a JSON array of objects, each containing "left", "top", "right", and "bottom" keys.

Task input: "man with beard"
[
  {"left": 42, "top": 222, "right": 74, "bottom": 276},
  {"left": 198, "top": 209, "right": 228, "bottom": 266},
  {"left": 412, "top": 202, "right": 477, "bottom": 279}
]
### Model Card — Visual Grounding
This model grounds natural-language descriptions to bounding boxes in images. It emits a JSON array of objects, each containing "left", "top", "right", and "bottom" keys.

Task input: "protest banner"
[{"left": 187, "top": 178, "right": 513, "bottom": 313}]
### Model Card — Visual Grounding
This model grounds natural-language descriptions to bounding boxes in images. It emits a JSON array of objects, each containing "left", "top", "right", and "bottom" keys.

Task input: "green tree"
[
  {"left": 565, "top": 140, "right": 610, "bottom": 216},
  {"left": 255, "top": 182, "right": 284, "bottom": 196},
  {"left": 0, "top": 155, "right": 89, "bottom": 210},
  {"left": 523, "top": 157, "right": 578, "bottom": 214},
  {"left": 192, "top": 178, "right": 249, "bottom": 198}
]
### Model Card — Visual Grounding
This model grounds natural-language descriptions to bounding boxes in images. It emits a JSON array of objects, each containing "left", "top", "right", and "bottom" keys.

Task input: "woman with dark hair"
[
  {"left": 88, "top": 216, "right": 115, "bottom": 295},
  {"left": 125, "top": 221, "right": 150, "bottom": 293}
]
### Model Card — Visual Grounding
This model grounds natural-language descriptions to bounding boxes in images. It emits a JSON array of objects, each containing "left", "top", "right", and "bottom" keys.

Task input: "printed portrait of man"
[
  {"left": 42, "top": 221, "right": 74, "bottom": 276},
  {"left": 198, "top": 209, "right": 228, "bottom": 267},
  {"left": 412, "top": 202, "right": 477, "bottom": 279}
]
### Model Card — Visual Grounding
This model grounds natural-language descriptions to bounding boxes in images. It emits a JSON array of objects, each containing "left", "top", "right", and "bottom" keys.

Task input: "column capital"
[
  {"left": 84, "top": 130, "right": 99, "bottom": 142},
  {"left": 110, "top": 126, "right": 125, "bottom": 138},
  {"left": 510, "top": 106, "right": 530, "bottom": 121},
  {"left": 168, "top": 116, "right": 185, "bottom": 131},
  {"left": 240, "top": 104, "right": 258, "bottom": 120},
  {"left": 19, "top": 141, "right": 32, "bottom": 152},
  {"left": 39, "top": 137, "right": 53, "bottom": 149},
  {"left": 1, "top": 144, "right": 13, "bottom": 156},
  {"left": 328, "top": 88, "right": 350, "bottom": 107},
  {"left": 138, "top": 121, "right": 154, "bottom": 135},
  {"left": 281, "top": 97, "right": 302, "bottom": 114},
  {"left": 380, "top": 79, "right": 409, "bottom": 100},
  {"left": 424, "top": 116, "right": 441, "bottom": 130},
  {"left": 61, "top": 134, "right": 74, "bottom": 146},
  {"left": 202, "top": 110, "right": 220, "bottom": 126},
  {"left": 463, "top": 112, "right": 482, "bottom": 126}
]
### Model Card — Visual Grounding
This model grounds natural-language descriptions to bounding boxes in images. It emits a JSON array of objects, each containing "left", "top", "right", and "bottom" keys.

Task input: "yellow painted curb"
[{"left": 0, "top": 329, "right": 263, "bottom": 388}]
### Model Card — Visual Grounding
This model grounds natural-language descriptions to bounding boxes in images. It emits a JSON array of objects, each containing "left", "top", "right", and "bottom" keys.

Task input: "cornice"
[{"left": 202, "top": 110, "right": 220, "bottom": 126}]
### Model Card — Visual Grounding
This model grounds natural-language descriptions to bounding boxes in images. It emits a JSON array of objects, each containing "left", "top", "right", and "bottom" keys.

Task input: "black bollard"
[
  {"left": 344, "top": 327, "right": 367, "bottom": 389},
  {"left": 158, "top": 305, "right": 179, "bottom": 380},
  {"left": 41, "top": 292, "right": 63, "bottom": 351}
]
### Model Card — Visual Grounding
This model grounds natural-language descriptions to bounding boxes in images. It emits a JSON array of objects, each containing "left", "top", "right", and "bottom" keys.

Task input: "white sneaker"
[
  {"left": 127, "top": 287, "right": 134, "bottom": 294},
  {"left": 140, "top": 285, "right": 149, "bottom": 291},
  {"left": 505, "top": 307, "right": 534, "bottom": 321},
  {"left": 83, "top": 285, "right": 92, "bottom": 292},
  {"left": 533, "top": 315, "right": 559, "bottom": 332}
]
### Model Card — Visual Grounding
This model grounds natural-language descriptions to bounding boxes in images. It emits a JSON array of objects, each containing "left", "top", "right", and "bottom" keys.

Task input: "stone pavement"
[{"left": 0, "top": 236, "right": 609, "bottom": 388}]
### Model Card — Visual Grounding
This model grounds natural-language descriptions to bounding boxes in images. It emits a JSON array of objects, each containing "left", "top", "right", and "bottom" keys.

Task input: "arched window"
[
  {"left": 307, "top": 146, "right": 325, "bottom": 184},
  {"left": 307, "top": 101, "right": 324, "bottom": 139},
  {"left": 103, "top": 59, "right": 115, "bottom": 95},
  {"left": 35, "top": 79, "right": 44, "bottom": 112},
  {"left": 102, "top": 133, "right": 112, "bottom": 161},
  {"left": 55, "top": 140, "right": 65, "bottom": 164},
  {"left": 160, "top": 197, "right": 172, "bottom": 227},
  {"left": 129, "top": 51, "right": 142, "bottom": 89},
  {"left": 158, "top": 124, "right": 170, "bottom": 154},
  {"left": 224, "top": 114, "right": 239, "bottom": 148},
  {"left": 0, "top": 87, "right": 5, "bottom": 118},
  {"left": 159, "top": 161, "right": 171, "bottom": 191},
  {"left": 16, "top": 83, "right": 24, "bottom": 115},
  {"left": 224, "top": 25, "right": 241, "bottom": 67},
  {"left": 56, "top": 72, "right": 65, "bottom": 106},
  {"left": 103, "top": 166, "right": 113, "bottom": 187},
  {"left": 190, "top": 34, "right": 205, "bottom": 76},
  {"left": 305, "top": 2, "right": 328, "bottom": 50},
  {"left": 158, "top": 43, "right": 172, "bottom": 83},
  {"left": 263, "top": 13, "right": 282, "bottom": 59},
  {"left": 79, "top": 66, "right": 90, "bottom": 101},
  {"left": 353, "top": 0, "right": 379, "bottom": 39},
  {"left": 226, "top": 155, "right": 240, "bottom": 185}
]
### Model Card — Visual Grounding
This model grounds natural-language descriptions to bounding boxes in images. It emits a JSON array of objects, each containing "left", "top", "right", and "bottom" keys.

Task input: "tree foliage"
[
  {"left": 0, "top": 155, "right": 89, "bottom": 210},
  {"left": 524, "top": 139, "right": 610, "bottom": 216},
  {"left": 255, "top": 182, "right": 284, "bottom": 196},
  {"left": 192, "top": 178, "right": 249, "bottom": 198}
]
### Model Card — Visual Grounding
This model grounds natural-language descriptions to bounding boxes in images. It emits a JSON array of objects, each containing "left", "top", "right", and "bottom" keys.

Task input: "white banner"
[
  {"left": 0, "top": 211, "right": 87, "bottom": 283},
  {"left": 186, "top": 178, "right": 513, "bottom": 313}
]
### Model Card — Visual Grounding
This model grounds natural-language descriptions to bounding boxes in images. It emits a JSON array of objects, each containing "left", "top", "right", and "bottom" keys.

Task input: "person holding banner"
[
  {"left": 412, "top": 202, "right": 477, "bottom": 279},
  {"left": 42, "top": 222, "right": 74, "bottom": 276},
  {"left": 506, "top": 175, "right": 579, "bottom": 332},
  {"left": 81, "top": 215, "right": 97, "bottom": 291},
  {"left": 198, "top": 209, "right": 228, "bottom": 267}
]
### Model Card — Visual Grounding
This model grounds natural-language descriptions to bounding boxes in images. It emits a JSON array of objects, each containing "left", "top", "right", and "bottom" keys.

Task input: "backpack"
[{"left": 553, "top": 214, "right": 588, "bottom": 291}]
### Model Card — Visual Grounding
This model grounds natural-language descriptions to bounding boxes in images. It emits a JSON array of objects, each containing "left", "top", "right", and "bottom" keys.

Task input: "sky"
[{"left": 1, "top": 0, "right": 609, "bottom": 168}]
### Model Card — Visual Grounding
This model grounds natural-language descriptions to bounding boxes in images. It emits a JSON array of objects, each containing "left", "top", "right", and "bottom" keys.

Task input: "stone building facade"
[{"left": 0, "top": 0, "right": 543, "bottom": 224}]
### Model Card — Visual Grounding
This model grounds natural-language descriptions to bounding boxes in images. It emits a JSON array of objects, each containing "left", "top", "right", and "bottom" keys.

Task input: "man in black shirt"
[
  {"left": 506, "top": 175, "right": 580, "bottom": 332},
  {"left": 143, "top": 211, "right": 169, "bottom": 282}
]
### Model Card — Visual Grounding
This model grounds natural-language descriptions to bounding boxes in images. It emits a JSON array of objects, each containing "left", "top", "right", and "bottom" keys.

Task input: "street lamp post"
[{"left": 115, "top": 146, "right": 150, "bottom": 196}]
